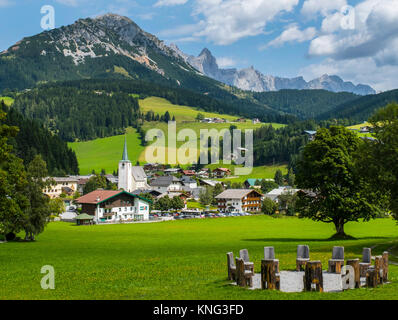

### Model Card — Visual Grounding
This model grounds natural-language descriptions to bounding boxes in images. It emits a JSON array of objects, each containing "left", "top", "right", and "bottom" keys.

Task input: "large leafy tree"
[
  {"left": 361, "top": 103, "right": 398, "bottom": 220},
  {"left": 0, "top": 109, "right": 28, "bottom": 239},
  {"left": 295, "top": 126, "right": 383, "bottom": 237},
  {"left": 22, "top": 155, "right": 55, "bottom": 241}
]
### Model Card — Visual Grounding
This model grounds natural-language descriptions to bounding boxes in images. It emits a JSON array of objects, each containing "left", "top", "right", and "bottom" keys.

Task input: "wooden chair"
[
  {"left": 226, "top": 252, "right": 236, "bottom": 281},
  {"left": 236, "top": 258, "right": 254, "bottom": 287},
  {"left": 359, "top": 248, "right": 372, "bottom": 277},
  {"left": 296, "top": 245, "right": 310, "bottom": 271},
  {"left": 328, "top": 246, "right": 344, "bottom": 273},
  {"left": 239, "top": 249, "right": 254, "bottom": 273}
]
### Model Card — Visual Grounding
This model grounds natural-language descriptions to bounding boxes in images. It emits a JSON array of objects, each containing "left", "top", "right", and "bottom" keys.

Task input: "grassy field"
[
  {"left": 0, "top": 96, "right": 14, "bottom": 106},
  {"left": 68, "top": 96, "right": 285, "bottom": 172},
  {"left": 69, "top": 127, "right": 144, "bottom": 175},
  {"left": 205, "top": 163, "right": 288, "bottom": 183},
  {"left": 1, "top": 216, "right": 397, "bottom": 300}
]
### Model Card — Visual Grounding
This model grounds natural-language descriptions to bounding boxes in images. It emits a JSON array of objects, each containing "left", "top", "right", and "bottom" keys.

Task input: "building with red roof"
[{"left": 76, "top": 190, "right": 151, "bottom": 223}]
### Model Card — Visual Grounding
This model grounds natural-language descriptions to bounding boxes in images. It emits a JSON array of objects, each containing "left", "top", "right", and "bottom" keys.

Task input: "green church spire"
[{"left": 122, "top": 137, "right": 129, "bottom": 161}]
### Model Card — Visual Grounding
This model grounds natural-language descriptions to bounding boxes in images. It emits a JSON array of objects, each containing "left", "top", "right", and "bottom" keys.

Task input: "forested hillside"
[
  {"left": 12, "top": 86, "right": 141, "bottom": 141},
  {"left": 253, "top": 121, "right": 317, "bottom": 169},
  {"left": 318, "top": 89, "right": 398, "bottom": 121},
  {"left": 1, "top": 102, "right": 79, "bottom": 175},
  {"left": 252, "top": 89, "right": 358, "bottom": 119}
]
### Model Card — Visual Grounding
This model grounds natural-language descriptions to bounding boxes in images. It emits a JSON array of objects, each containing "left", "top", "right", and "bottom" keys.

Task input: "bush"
[{"left": 262, "top": 198, "right": 278, "bottom": 215}]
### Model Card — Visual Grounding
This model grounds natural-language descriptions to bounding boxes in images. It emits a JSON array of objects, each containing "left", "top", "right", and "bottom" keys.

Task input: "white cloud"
[
  {"left": 216, "top": 57, "right": 236, "bottom": 68},
  {"left": 192, "top": 0, "right": 299, "bottom": 45},
  {"left": 301, "top": 0, "right": 398, "bottom": 91},
  {"left": 301, "top": 0, "right": 347, "bottom": 17},
  {"left": 266, "top": 24, "right": 316, "bottom": 48},
  {"left": 308, "top": 0, "right": 398, "bottom": 63},
  {"left": 154, "top": 0, "right": 188, "bottom": 7}
]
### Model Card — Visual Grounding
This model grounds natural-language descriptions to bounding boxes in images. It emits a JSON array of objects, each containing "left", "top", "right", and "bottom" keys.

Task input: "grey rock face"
[{"left": 173, "top": 46, "right": 376, "bottom": 95}]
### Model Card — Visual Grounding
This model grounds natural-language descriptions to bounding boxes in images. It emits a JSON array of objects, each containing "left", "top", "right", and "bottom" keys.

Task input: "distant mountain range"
[
  {"left": 171, "top": 45, "right": 376, "bottom": 96},
  {"left": 1, "top": 13, "right": 396, "bottom": 124}
]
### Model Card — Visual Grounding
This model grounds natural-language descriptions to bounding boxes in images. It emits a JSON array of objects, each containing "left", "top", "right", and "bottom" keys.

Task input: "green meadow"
[
  {"left": 205, "top": 163, "right": 288, "bottom": 183},
  {"left": 1, "top": 216, "right": 397, "bottom": 300},
  {"left": 69, "top": 96, "right": 285, "bottom": 173},
  {"left": 0, "top": 96, "right": 14, "bottom": 106},
  {"left": 69, "top": 127, "right": 144, "bottom": 175}
]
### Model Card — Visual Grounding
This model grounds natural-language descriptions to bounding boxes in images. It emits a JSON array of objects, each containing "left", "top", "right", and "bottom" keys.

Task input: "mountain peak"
[{"left": 199, "top": 48, "right": 212, "bottom": 57}]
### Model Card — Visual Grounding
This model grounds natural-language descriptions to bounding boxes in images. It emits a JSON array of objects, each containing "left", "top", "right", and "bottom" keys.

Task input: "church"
[{"left": 118, "top": 138, "right": 149, "bottom": 192}]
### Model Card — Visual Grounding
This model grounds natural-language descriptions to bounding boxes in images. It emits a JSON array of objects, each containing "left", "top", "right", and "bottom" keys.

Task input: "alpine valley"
[{"left": 2, "top": 13, "right": 398, "bottom": 172}]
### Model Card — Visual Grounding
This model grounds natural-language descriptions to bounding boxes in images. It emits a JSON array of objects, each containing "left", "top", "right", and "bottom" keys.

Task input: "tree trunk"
[{"left": 334, "top": 219, "right": 345, "bottom": 236}]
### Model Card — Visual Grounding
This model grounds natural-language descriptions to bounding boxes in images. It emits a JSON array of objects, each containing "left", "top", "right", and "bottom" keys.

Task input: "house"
[
  {"left": 212, "top": 168, "right": 231, "bottom": 178},
  {"left": 264, "top": 187, "right": 300, "bottom": 203},
  {"left": 76, "top": 190, "right": 151, "bottom": 223},
  {"left": 150, "top": 176, "right": 183, "bottom": 193},
  {"left": 164, "top": 168, "right": 182, "bottom": 174},
  {"left": 117, "top": 139, "right": 149, "bottom": 192},
  {"left": 198, "top": 179, "right": 222, "bottom": 187},
  {"left": 252, "top": 118, "right": 260, "bottom": 124},
  {"left": 244, "top": 178, "right": 274, "bottom": 189},
  {"left": 215, "top": 189, "right": 263, "bottom": 213},
  {"left": 304, "top": 130, "right": 317, "bottom": 141},
  {"left": 360, "top": 126, "right": 372, "bottom": 133},
  {"left": 236, "top": 118, "right": 246, "bottom": 123},
  {"left": 182, "top": 170, "right": 196, "bottom": 176},
  {"left": 43, "top": 177, "right": 79, "bottom": 199},
  {"left": 181, "top": 176, "right": 198, "bottom": 190},
  {"left": 105, "top": 174, "right": 118, "bottom": 185}
]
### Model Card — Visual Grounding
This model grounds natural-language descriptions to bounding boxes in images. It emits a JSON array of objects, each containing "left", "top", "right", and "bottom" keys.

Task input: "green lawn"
[
  {"left": 68, "top": 127, "right": 144, "bottom": 175},
  {"left": 1, "top": 216, "right": 397, "bottom": 300},
  {"left": 139, "top": 97, "right": 244, "bottom": 123},
  {"left": 0, "top": 96, "right": 14, "bottom": 106}
]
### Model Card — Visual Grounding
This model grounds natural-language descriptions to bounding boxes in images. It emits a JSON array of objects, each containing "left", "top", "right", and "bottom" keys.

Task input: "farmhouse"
[
  {"left": 212, "top": 168, "right": 231, "bottom": 178},
  {"left": 150, "top": 176, "right": 183, "bottom": 193},
  {"left": 265, "top": 187, "right": 300, "bottom": 203},
  {"left": 76, "top": 190, "right": 151, "bottom": 222},
  {"left": 215, "top": 189, "right": 263, "bottom": 213}
]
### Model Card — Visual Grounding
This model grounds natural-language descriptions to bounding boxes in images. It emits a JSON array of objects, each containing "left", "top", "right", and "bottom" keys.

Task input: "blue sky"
[{"left": 1, "top": 0, "right": 397, "bottom": 91}]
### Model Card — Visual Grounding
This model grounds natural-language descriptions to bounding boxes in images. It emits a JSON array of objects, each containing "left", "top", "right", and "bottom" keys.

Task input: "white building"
[
  {"left": 118, "top": 138, "right": 148, "bottom": 192},
  {"left": 76, "top": 190, "right": 151, "bottom": 223},
  {"left": 149, "top": 176, "right": 183, "bottom": 194},
  {"left": 265, "top": 187, "right": 300, "bottom": 203}
]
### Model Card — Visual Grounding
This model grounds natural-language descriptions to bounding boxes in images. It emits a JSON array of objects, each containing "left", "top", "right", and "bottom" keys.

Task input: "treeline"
[
  {"left": 39, "top": 79, "right": 295, "bottom": 124},
  {"left": 252, "top": 89, "right": 358, "bottom": 119},
  {"left": 12, "top": 86, "right": 141, "bottom": 141},
  {"left": 1, "top": 102, "right": 79, "bottom": 176},
  {"left": 318, "top": 89, "right": 398, "bottom": 122}
]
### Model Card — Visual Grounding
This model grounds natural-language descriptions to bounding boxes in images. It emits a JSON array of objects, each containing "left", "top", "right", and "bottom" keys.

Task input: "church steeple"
[{"left": 122, "top": 137, "right": 129, "bottom": 161}]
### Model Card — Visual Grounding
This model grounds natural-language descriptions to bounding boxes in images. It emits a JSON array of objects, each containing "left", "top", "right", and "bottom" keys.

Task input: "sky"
[{"left": 1, "top": 0, "right": 397, "bottom": 92}]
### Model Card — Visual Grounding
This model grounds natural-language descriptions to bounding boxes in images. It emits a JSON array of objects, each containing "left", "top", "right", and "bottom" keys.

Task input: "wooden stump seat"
[
  {"left": 304, "top": 261, "right": 323, "bottom": 292},
  {"left": 296, "top": 245, "right": 310, "bottom": 271},
  {"left": 239, "top": 249, "right": 254, "bottom": 273},
  {"left": 227, "top": 252, "right": 236, "bottom": 281},
  {"left": 236, "top": 258, "right": 254, "bottom": 287},
  {"left": 328, "top": 246, "right": 344, "bottom": 274}
]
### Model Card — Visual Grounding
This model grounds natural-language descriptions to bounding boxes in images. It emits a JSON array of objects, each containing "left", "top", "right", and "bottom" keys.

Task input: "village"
[{"left": 45, "top": 139, "right": 298, "bottom": 225}]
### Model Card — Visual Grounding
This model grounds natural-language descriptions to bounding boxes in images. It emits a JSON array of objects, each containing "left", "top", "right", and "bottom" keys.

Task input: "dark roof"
[{"left": 150, "top": 176, "right": 182, "bottom": 187}]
